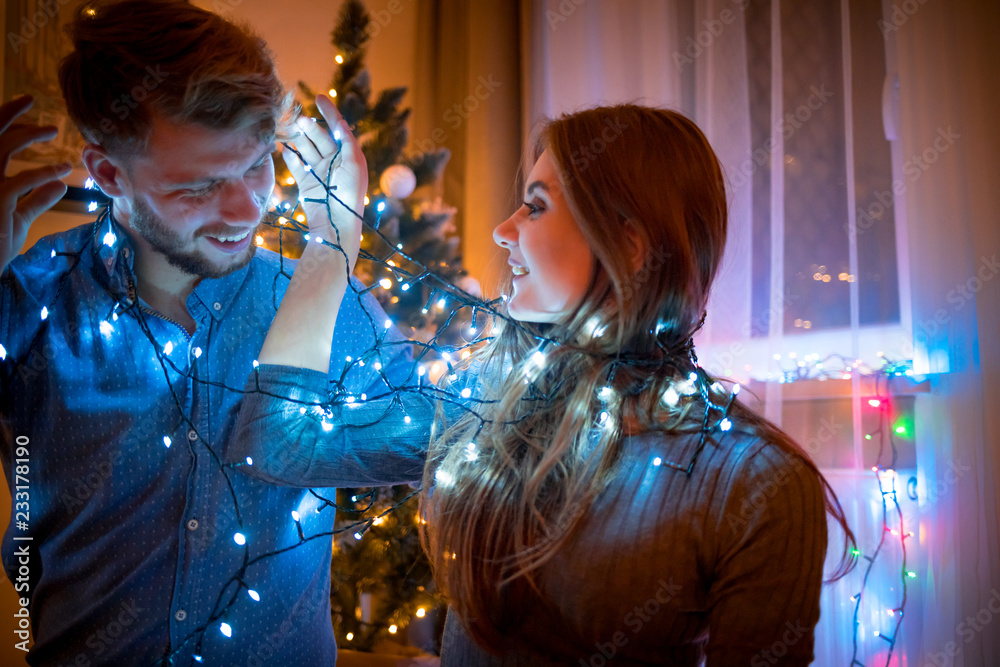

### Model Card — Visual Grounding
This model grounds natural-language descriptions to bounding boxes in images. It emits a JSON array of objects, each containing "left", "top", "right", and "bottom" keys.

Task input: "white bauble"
[{"left": 379, "top": 164, "right": 417, "bottom": 199}]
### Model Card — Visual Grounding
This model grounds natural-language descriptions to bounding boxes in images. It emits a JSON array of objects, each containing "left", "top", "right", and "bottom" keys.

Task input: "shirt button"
[
  {"left": 188, "top": 430, "right": 198, "bottom": 441},
  {"left": 213, "top": 302, "right": 222, "bottom": 311},
  {"left": 187, "top": 519, "right": 199, "bottom": 531},
  {"left": 175, "top": 610, "right": 187, "bottom": 621}
]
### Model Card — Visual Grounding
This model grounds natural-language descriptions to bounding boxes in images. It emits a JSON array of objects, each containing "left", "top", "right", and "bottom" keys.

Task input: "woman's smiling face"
[{"left": 492, "top": 149, "right": 596, "bottom": 323}]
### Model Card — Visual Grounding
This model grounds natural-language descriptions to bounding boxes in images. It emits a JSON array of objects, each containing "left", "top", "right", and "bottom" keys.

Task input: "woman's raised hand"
[
  {"left": 0, "top": 96, "right": 72, "bottom": 273},
  {"left": 286, "top": 94, "right": 366, "bottom": 272}
]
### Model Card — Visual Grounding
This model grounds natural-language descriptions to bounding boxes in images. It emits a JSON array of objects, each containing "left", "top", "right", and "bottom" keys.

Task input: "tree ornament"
[{"left": 379, "top": 164, "right": 417, "bottom": 199}]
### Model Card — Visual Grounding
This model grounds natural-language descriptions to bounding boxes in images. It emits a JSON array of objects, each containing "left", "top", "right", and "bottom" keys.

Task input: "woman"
[{"left": 233, "top": 98, "right": 855, "bottom": 665}]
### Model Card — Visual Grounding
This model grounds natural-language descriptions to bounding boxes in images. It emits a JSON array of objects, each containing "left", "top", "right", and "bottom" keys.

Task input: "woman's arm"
[{"left": 705, "top": 443, "right": 828, "bottom": 665}]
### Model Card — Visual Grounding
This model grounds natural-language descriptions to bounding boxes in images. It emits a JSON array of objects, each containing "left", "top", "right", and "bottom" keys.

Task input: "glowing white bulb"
[
  {"left": 99, "top": 320, "right": 114, "bottom": 337},
  {"left": 346, "top": 632, "right": 354, "bottom": 641},
  {"left": 220, "top": 622, "right": 232, "bottom": 638},
  {"left": 653, "top": 457, "right": 662, "bottom": 466},
  {"left": 733, "top": 383, "right": 741, "bottom": 395},
  {"left": 102, "top": 231, "right": 116, "bottom": 246},
  {"left": 194, "top": 347, "right": 202, "bottom": 358},
  {"left": 532, "top": 350, "right": 546, "bottom": 366},
  {"left": 598, "top": 386, "right": 612, "bottom": 400},
  {"left": 380, "top": 278, "right": 392, "bottom": 289},
  {"left": 401, "top": 283, "right": 410, "bottom": 291},
  {"left": 89, "top": 202, "right": 99, "bottom": 212},
  {"left": 404, "top": 415, "right": 411, "bottom": 424},
  {"left": 194, "top": 656, "right": 203, "bottom": 663},
  {"left": 112, "top": 312, "right": 119, "bottom": 322},
  {"left": 51, "top": 249, "right": 56, "bottom": 258},
  {"left": 376, "top": 201, "right": 386, "bottom": 212},
  {"left": 252, "top": 359, "right": 259, "bottom": 368},
  {"left": 384, "top": 318, "right": 392, "bottom": 329},
  {"left": 248, "top": 589, "right": 260, "bottom": 601},
  {"left": 163, "top": 341, "right": 174, "bottom": 355},
  {"left": 688, "top": 372, "right": 698, "bottom": 383},
  {"left": 291, "top": 511, "right": 300, "bottom": 522},
  {"left": 464, "top": 442, "right": 477, "bottom": 461},
  {"left": 246, "top": 456, "right": 253, "bottom": 466},
  {"left": 163, "top": 436, "right": 172, "bottom": 448},
  {"left": 435, "top": 469, "right": 454, "bottom": 486},
  {"left": 353, "top": 532, "right": 363, "bottom": 540},
  {"left": 662, "top": 386, "right": 680, "bottom": 407},
  {"left": 719, "top": 418, "right": 732, "bottom": 432},
  {"left": 0, "top": 344, "right": 6, "bottom": 361},
  {"left": 460, "top": 387, "right": 472, "bottom": 399},
  {"left": 416, "top": 608, "right": 426, "bottom": 618},
  {"left": 233, "top": 532, "right": 246, "bottom": 545},
  {"left": 85, "top": 177, "right": 95, "bottom": 189},
  {"left": 321, "top": 420, "right": 334, "bottom": 432},
  {"left": 388, "top": 624, "right": 398, "bottom": 634},
  {"left": 437, "top": 298, "right": 446, "bottom": 309},
  {"left": 40, "top": 307, "right": 49, "bottom": 321}
]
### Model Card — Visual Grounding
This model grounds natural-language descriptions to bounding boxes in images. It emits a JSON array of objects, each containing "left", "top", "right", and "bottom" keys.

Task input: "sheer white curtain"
[{"left": 524, "top": 0, "right": 1000, "bottom": 664}]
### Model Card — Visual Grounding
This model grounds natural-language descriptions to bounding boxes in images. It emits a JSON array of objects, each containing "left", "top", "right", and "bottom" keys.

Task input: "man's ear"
[{"left": 82, "top": 144, "right": 129, "bottom": 198}]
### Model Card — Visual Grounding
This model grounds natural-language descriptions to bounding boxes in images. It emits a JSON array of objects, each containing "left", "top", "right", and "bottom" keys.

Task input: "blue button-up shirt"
[{"left": 0, "top": 214, "right": 419, "bottom": 666}]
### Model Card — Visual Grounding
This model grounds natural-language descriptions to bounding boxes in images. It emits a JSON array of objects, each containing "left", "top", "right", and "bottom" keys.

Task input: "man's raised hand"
[{"left": 0, "top": 96, "right": 73, "bottom": 273}]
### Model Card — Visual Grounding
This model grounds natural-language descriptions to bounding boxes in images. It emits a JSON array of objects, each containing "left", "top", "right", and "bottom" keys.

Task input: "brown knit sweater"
[{"left": 437, "top": 431, "right": 827, "bottom": 666}]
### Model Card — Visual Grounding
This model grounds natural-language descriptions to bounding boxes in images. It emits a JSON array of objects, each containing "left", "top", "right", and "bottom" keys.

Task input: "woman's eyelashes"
[{"left": 522, "top": 200, "right": 544, "bottom": 217}]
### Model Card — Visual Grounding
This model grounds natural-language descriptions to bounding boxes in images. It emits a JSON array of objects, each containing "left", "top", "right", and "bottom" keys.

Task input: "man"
[{"left": 0, "top": 1, "right": 424, "bottom": 664}]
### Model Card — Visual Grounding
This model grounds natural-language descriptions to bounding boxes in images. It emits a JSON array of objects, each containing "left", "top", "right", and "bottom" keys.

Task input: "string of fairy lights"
[
  {"left": 774, "top": 353, "right": 917, "bottom": 665},
  {"left": 0, "top": 133, "right": 740, "bottom": 664},
  {"left": 3, "top": 125, "right": 921, "bottom": 664}
]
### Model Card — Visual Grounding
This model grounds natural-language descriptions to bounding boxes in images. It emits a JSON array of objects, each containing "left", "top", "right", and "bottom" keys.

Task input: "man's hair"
[{"left": 59, "top": 0, "right": 292, "bottom": 156}]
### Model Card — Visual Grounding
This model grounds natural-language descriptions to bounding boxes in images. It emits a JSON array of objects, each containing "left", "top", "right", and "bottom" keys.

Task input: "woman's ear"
[{"left": 623, "top": 220, "right": 649, "bottom": 274}]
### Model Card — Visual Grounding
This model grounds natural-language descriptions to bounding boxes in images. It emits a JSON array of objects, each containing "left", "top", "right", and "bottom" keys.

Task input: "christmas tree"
[{"left": 263, "top": 0, "right": 477, "bottom": 654}]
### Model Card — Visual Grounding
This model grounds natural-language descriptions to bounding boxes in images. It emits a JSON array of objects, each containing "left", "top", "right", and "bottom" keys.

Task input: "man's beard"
[{"left": 127, "top": 196, "right": 263, "bottom": 280}]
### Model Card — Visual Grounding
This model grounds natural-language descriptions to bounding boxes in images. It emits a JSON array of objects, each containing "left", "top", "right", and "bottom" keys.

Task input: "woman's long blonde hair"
[{"left": 419, "top": 105, "right": 855, "bottom": 652}]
